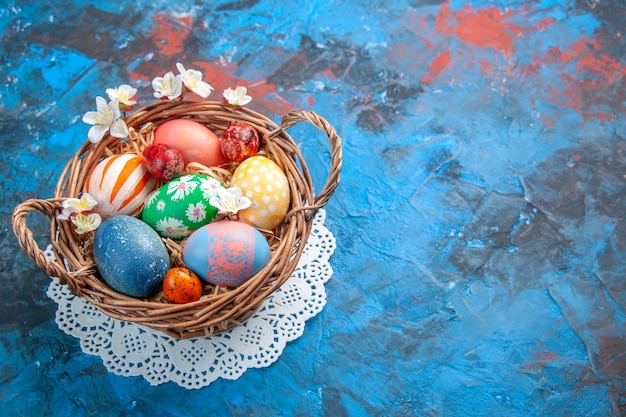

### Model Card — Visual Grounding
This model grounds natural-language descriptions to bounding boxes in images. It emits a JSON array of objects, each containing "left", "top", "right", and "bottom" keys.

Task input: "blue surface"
[{"left": 2, "top": 0, "right": 625, "bottom": 416}]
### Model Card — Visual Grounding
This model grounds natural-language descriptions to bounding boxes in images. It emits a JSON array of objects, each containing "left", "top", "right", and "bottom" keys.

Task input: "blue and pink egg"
[{"left": 183, "top": 221, "right": 271, "bottom": 288}]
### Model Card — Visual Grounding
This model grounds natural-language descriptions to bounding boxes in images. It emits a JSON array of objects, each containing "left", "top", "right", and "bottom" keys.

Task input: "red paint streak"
[
  {"left": 435, "top": 2, "right": 522, "bottom": 56},
  {"left": 547, "top": 73, "right": 582, "bottom": 110},
  {"left": 386, "top": 43, "right": 431, "bottom": 74},
  {"left": 534, "top": 17, "right": 556, "bottom": 31},
  {"left": 540, "top": 36, "right": 626, "bottom": 123},
  {"left": 541, "top": 116, "right": 556, "bottom": 128},
  {"left": 577, "top": 49, "right": 626, "bottom": 85},
  {"left": 478, "top": 59, "right": 494, "bottom": 77},
  {"left": 150, "top": 12, "right": 192, "bottom": 57},
  {"left": 421, "top": 50, "right": 451, "bottom": 84},
  {"left": 422, "top": 37, "right": 434, "bottom": 49},
  {"left": 522, "top": 350, "right": 562, "bottom": 371},
  {"left": 190, "top": 60, "right": 238, "bottom": 92},
  {"left": 318, "top": 68, "right": 339, "bottom": 81},
  {"left": 191, "top": 60, "right": 293, "bottom": 114}
]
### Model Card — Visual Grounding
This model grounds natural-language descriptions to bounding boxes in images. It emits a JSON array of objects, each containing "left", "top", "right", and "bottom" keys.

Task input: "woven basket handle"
[
  {"left": 12, "top": 198, "right": 69, "bottom": 282},
  {"left": 277, "top": 110, "right": 342, "bottom": 214}
]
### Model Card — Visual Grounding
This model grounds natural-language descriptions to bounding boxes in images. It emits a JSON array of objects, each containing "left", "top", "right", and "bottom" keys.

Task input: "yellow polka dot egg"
[{"left": 231, "top": 156, "right": 290, "bottom": 230}]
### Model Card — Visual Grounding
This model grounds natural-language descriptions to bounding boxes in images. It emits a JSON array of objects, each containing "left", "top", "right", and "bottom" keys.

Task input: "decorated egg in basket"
[
  {"left": 84, "top": 153, "right": 158, "bottom": 218},
  {"left": 230, "top": 156, "right": 291, "bottom": 230},
  {"left": 93, "top": 215, "right": 170, "bottom": 298},
  {"left": 183, "top": 220, "right": 271, "bottom": 288},
  {"left": 141, "top": 173, "right": 224, "bottom": 239},
  {"left": 154, "top": 119, "right": 228, "bottom": 168}
]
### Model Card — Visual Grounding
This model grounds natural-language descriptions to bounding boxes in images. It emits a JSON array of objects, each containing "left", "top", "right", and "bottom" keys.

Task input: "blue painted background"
[{"left": 1, "top": 0, "right": 625, "bottom": 415}]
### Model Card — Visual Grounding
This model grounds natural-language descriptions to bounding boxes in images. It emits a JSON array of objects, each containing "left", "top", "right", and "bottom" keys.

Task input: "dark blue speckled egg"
[{"left": 93, "top": 215, "right": 170, "bottom": 298}]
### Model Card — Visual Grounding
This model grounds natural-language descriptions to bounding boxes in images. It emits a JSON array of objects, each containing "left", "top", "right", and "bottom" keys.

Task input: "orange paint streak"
[
  {"left": 436, "top": 2, "right": 522, "bottom": 56},
  {"left": 150, "top": 12, "right": 192, "bottom": 57},
  {"left": 541, "top": 117, "right": 556, "bottom": 128},
  {"left": 534, "top": 17, "right": 555, "bottom": 31},
  {"left": 540, "top": 35, "right": 626, "bottom": 123},
  {"left": 577, "top": 51, "right": 626, "bottom": 85},
  {"left": 189, "top": 60, "right": 293, "bottom": 115},
  {"left": 318, "top": 68, "right": 339, "bottom": 80},
  {"left": 128, "top": 71, "right": 150, "bottom": 86},
  {"left": 478, "top": 58, "right": 494, "bottom": 77},
  {"left": 522, "top": 349, "right": 562, "bottom": 371},
  {"left": 421, "top": 49, "right": 452, "bottom": 84}
]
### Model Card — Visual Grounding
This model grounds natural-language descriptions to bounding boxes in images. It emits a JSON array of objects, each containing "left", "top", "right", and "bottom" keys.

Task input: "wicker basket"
[{"left": 12, "top": 100, "right": 342, "bottom": 339}]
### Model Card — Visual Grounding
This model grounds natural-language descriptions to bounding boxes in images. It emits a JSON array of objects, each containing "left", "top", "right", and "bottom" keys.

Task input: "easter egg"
[
  {"left": 142, "top": 143, "right": 185, "bottom": 180},
  {"left": 93, "top": 215, "right": 170, "bottom": 298},
  {"left": 163, "top": 267, "right": 203, "bottom": 304},
  {"left": 219, "top": 122, "right": 260, "bottom": 162},
  {"left": 141, "top": 173, "right": 224, "bottom": 239},
  {"left": 183, "top": 221, "right": 271, "bottom": 288},
  {"left": 84, "top": 153, "right": 158, "bottom": 218},
  {"left": 230, "top": 156, "right": 291, "bottom": 230},
  {"left": 153, "top": 119, "right": 228, "bottom": 168}
]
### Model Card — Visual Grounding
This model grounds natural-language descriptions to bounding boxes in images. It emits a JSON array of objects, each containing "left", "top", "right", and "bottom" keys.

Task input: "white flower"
[
  {"left": 209, "top": 187, "right": 252, "bottom": 215},
  {"left": 186, "top": 202, "right": 207, "bottom": 222},
  {"left": 105, "top": 84, "right": 137, "bottom": 107},
  {"left": 57, "top": 193, "right": 98, "bottom": 221},
  {"left": 223, "top": 86, "right": 252, "bottom": 108},
  {"left": 199, "top": 176, "right": 222, "bottom": 200},
  {"left": 156, "top": 200, "right": 166, "bottom": 211},
  {"left": 70, "top": 212, "right": 102, "bottom": 234},
  {"left": 155, "top": 217, "right": 189, "bottom": 239},
  {"left": 177, "top": 63, "right": 213, "bottom": 98},
  {"left": 152, "top": 71, "right": 183, "bottom": 100},
  {"left": 82, "top": 97, "right": 129, "bottom": 143},
  {"left": 167, "top": 178, "right": 197, "bottom": 200}
]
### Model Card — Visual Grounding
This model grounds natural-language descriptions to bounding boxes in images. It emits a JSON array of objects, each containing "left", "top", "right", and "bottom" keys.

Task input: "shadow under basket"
[{"left": 12, "top": 100, "right": 342, "bottom": 339}]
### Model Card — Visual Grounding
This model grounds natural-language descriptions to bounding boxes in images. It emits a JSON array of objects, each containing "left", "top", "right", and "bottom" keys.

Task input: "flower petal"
[
  {"left": 88, "top": 124, "right": 109, "bottom": 143},
  {"left": 107, "top": 99, "right": 122, "bottom": 119},
  {"left": 109, "top": 119, "right": 129, "bottom": 138},
  {"left": 190, "top": 82, "right": 213, "bottom": 98},
  {"left": 71, "top": 213, "right": 102, "bottom": 234},
  {"left": 79, "top": 193, "right": 99, "bottom": 211},
  {"left": 152, "top": 72, "right": 183, "bottom": 100},
  {"left": 223, "top": 86, "right": 252, "bottom": 107},
  {"left": 94, "top": 96, "right": 109, "bottom": 113},
  {"left": 106, "top": 84, "right": 138, "bottom": 106},
  {"left": 82, "top": 110, "right": 99, "bottom": 125}
]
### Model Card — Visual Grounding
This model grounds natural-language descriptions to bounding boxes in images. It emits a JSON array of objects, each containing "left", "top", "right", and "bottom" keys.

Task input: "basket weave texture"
[{"left": 12, "top": 100, "right": 342, "bottom": 339}]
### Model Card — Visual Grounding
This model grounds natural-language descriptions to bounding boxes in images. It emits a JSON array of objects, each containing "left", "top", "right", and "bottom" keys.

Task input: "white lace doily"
[{"left": 45, "top": 209, "right": 335, "bottom": 389}]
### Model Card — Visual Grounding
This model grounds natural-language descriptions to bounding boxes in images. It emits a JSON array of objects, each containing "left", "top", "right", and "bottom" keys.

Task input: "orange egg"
[
  {"left": 162, "top": 267, "right": 203, "bottom": 304},
  {"left": 154, "top": 119, "right": 228, "bottom": 168}
]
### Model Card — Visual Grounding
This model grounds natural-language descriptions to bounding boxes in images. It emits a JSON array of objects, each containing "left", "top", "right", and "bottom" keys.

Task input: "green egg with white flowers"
[{"left": 141, "top": 173, "right": 224, "bottom": 239}]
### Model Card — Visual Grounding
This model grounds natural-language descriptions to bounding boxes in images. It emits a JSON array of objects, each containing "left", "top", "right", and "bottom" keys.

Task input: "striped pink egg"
[{"left": 83, "top": 154, "right": 157, "bottom": 218}]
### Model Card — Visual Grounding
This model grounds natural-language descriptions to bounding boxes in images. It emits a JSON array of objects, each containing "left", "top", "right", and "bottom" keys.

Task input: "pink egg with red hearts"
[
  {"left": 142, "top": 143, "right": 185, "bottom": 180},
  {"left": 219, "top": 122, "right": 260, "bottom": 162},
  {"left": 153, "top": 119, "right": 228, "bottom": 168}
]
